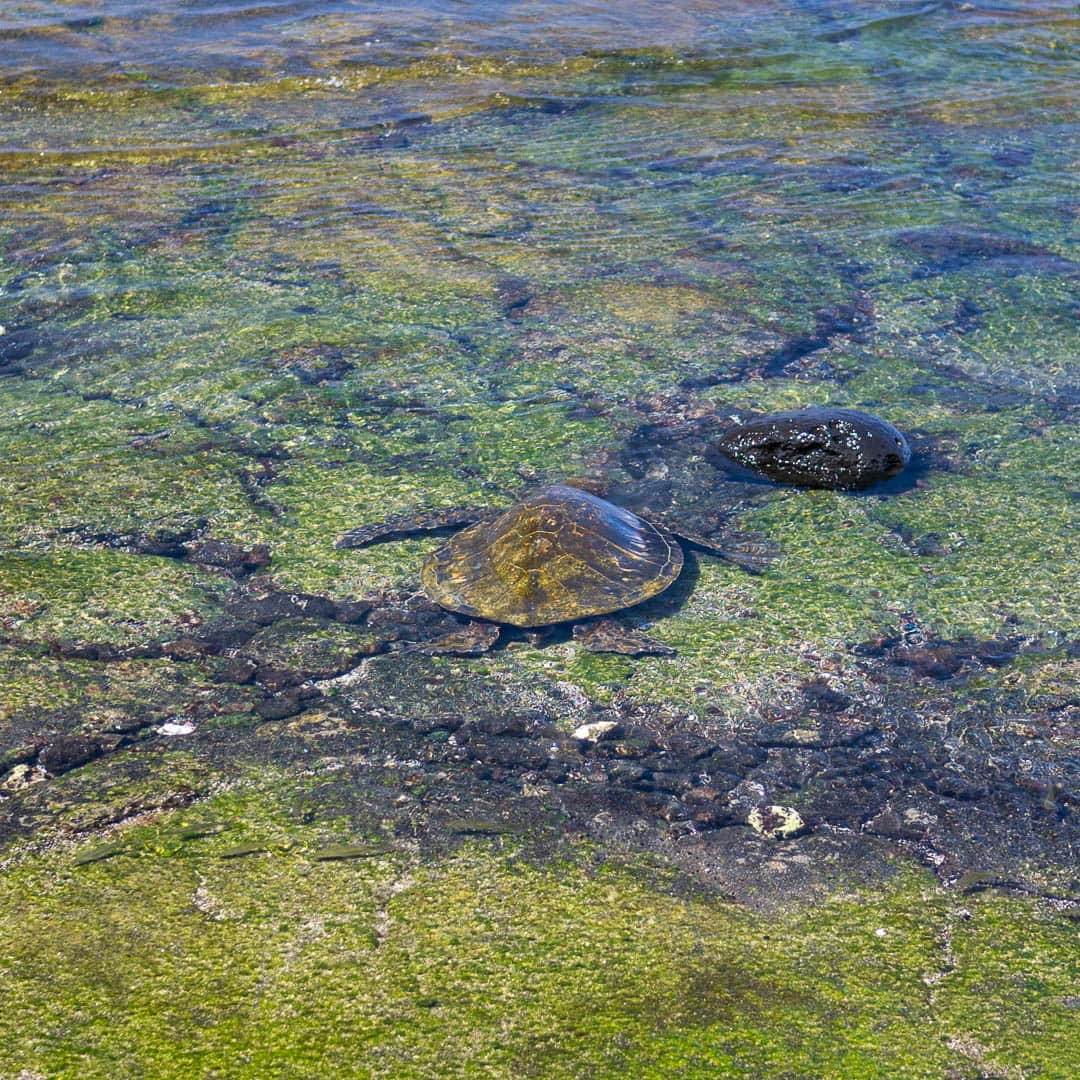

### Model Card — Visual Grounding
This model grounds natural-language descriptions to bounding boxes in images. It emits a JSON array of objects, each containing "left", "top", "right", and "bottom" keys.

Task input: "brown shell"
[{"left": 420, "top": 485, "right": 683, "bottom": 628}]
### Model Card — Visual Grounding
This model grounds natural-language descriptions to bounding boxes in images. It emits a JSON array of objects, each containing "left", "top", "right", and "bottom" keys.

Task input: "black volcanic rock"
[
  {"left": 0, "top": 327, "right": 36, "bottom": 373},
  {"left": 712, "top": 407, "right": 911, "bottom": 489}
]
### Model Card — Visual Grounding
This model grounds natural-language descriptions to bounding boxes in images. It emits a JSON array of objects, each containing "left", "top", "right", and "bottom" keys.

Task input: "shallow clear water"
[
  {"left": 1, "top": 3, "right": 1078, "bottom": 754},
  {"left": 3, "top": 0, "right": 1076, "bottom": 616}
]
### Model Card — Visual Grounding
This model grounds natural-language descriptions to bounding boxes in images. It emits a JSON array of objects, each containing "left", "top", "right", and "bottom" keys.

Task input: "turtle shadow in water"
[{"left": 630, "top": 545, "right": 703, "bottom": 624}]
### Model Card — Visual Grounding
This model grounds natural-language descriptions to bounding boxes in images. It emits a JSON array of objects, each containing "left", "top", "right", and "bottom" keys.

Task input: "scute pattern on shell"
[{"left": 421, "top": 485, "right": 683, "bottom": 627}]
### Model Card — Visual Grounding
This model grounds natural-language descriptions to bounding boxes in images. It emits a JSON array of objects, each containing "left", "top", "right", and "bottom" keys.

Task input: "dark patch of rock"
[
  {"left": 227, "top": 587, "right": 340, "bottom": 626},
  {"left": 752, "top": 718, "right": 878, "bottom": 749},
  {"left": 160, "top": 636, "right": 215, "bottom": 661},
  {"left": 661, "top": 732, "right": 723, "bottom": 761},
  {"left": 38, "top": 734, "right": 117, "bottom": 775},
  {"left": 182, "top": 539, "right": 271, "bottom": 575},
  {"left": 464, "top": 736, "right": 550, "bottom": 772},
  {"left": 702, "top": 739, "right": 769, "bottom": 774},
  {"left": 187, "top": 618, "right": 260, "bottom": 653},
  {"left": 410, "top": 714, "right": 465, "bottom": 735},
  {"left": 474, "top": 712, "right": 549, "bottom": 738},
  {"left": 255, "top": 689, "right": 317, "bottom": 721},
  {"left": 276, "top": 343, "right": 354, "bottom": 384},
  {"left": 895, "top": 225, "right": 1077, "bottom": 275},
  {"left": 927, "top": 772, "right": 990, "bottom": 802},
  {"left": 364, "top": 593, "right": 462, "bottom": 643},
  {"left": 991, "top": 145, "right": 1034, "bottom": 169},
  {"left": 76, "top": 521, "right": 206, "bottom": 558},
  {"left": 607, "top": 761, "right": 651, "bottom": 786},
  {"left": 53, "top": 640, "right": 163, "bottom": 661},
  {"left": 495, "top": 276, "right": 534, "bottom": 320},
  {"left": 801, "top": 680, "right": 853, "bottom": 713},
  {"left": 0, "top": 327, "right": 36, "bottom": 372},
  {"left": 963, "top": 638, "right": 1023, "bottom": 668},
  {"left": 712, "top": 407, "right": 911, "bottom": 489},
  {"left": 332, "top": 598, "right": 374, "bottom": 624},
  {"left": 213, "top": 657, "right": 259, "bottom": 685},
  {"left": 893, "top": 645, "right": 963, "bottom": 680}
]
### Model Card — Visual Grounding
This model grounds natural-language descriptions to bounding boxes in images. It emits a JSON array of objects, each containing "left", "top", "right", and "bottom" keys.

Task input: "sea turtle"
[{"left": 338, "top": 483, "right": 763, "bottom": 655}]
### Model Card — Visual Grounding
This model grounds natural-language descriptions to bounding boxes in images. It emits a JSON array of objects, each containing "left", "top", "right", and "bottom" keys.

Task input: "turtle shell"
[{"left": 420, "top": 485, "right": 683, "bottom": 628}]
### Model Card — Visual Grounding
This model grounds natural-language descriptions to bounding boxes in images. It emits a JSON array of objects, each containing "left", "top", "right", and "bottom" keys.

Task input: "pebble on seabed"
[{"left": 571, "top": 720, "right": 620, "bottom": 742}]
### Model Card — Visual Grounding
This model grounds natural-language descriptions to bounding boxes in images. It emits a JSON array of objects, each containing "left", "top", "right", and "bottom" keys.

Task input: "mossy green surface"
[
  {"left": 0, "top": 549, "right": 229, "bottom": 647},
  {"left": 0, "top": 784, "right": 1077, "bottom": 1080}
]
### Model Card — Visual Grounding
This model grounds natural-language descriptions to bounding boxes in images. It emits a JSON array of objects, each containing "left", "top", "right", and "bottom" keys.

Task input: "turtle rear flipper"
[
  {"left": 572, "top": 619, "right": 676, "bottom": 657},
  {"left": 420, "top": 620, "right": 501, "bottom": 657},
  {"left": 337, "top": 507, "right": 492, "bottom": 549}
]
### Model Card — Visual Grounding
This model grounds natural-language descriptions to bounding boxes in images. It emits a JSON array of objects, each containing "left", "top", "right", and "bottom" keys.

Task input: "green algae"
[
  {"left": 0, "top": 383, "right": 262, "bottom": 547},
  {"left": 0, "top": 645, "right": 257, "bottom": 747},
  {"left": 0, "top": 790, "right": 1076, "bottom": 1079},
  {"left": 0, "top": 549, "right": 229, "bottom": 647}
]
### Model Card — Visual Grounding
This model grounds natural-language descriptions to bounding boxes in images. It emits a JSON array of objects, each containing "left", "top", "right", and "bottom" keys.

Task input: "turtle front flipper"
[
  {"left": 639, "top": 512, "right": 775, "bottom": 575},
  {"left": 420, "top": 620, "right": 501, "bottom": 657},
  {"left": 336, "top": 507, "right": 493, "bottom": 549},
  {"left": 678, "top": 532, "right": 776, "bottom": 574}
]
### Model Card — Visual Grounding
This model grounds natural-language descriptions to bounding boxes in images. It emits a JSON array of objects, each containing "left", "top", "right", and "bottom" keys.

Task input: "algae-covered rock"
[{"left": 747, "top": 804, "right": 807, "bottom": 840}]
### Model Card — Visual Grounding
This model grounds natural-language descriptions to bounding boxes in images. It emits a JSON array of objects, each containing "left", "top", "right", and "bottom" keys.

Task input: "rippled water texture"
[{"left": 3, "top": 0, "right": 1077, "bottom": 637}]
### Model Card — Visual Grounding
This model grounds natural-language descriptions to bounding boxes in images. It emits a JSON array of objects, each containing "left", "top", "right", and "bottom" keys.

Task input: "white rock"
[
  {"left": 157, "top": 721, "right": 196, "bottom": 736},
  {"left": 1, "top": 763, "right": 48, "bottom": 792},
  {"left": 571, "top": 720, "right": 619, "bottom": 742}
]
